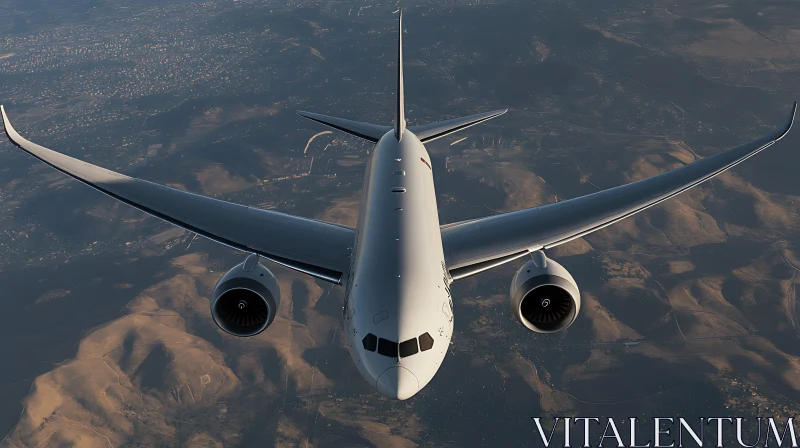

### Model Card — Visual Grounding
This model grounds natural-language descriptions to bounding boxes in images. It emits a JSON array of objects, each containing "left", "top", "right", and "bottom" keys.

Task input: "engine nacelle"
[
  {"left": 510, "top": 251, "right": 581, "bottom": 334},
  {"left": 211, "top": 255, "right": 280, "bottom": 337}
]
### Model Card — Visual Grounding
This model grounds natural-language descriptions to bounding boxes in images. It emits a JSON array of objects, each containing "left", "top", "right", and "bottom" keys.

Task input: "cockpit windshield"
[
  {"left": 399, "top": 338, "right": 419, "bottom": 357},
  {"left": 378, "top": 338, "right": 398, "bottom": 357},
  {"left": 362, "top": 332, "right": 434, "bottom": 358}
]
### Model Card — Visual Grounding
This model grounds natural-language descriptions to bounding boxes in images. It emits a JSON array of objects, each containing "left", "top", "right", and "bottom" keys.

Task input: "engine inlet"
[
  {"left": 214, "top": 288, "right": 270, "bottom": 335},
  {"left": 519, "top": 285, "right": 575, "bottom": 332}
]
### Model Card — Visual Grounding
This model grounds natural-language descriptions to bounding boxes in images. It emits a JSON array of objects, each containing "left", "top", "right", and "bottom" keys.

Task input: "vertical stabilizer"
[{"left": 395, "top": 11, "right": 406, "bottom": 141}]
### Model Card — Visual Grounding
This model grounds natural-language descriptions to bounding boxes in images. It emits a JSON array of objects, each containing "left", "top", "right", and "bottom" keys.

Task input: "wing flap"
[
  {"left": 443, "top": 103, "right": 796, "bottom": 279},
  {"left": 2, "top": 106, "right": 354, "bottom": 283}
]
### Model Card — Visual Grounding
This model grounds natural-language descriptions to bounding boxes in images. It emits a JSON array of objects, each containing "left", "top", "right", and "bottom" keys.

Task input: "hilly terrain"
[{"left": 1, "top": 0, "right": 800, "bottom": 446}]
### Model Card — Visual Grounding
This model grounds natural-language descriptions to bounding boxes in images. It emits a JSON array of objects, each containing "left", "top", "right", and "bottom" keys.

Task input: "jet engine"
[
  {"left": 510, "top": 251, "right": 581, "bottom": 334},
  {"left": 211, "top": 254, "right": 280, "bottom": 337}
]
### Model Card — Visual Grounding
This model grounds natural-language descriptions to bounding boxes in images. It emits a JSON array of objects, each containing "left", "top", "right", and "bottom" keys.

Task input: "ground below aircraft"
[{"left": 2, "top": 13, "right": 795, "bottom": 399}]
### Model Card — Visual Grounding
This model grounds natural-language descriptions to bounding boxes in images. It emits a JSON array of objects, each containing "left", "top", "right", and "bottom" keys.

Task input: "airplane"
[{"left": 1, "top": 12, "right": 796, "bottom": 400}]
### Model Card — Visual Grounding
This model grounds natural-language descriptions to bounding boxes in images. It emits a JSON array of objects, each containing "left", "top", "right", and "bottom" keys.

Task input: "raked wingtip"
[
  {"left": 1, "top": 105, "right": 10, "bottom": 132},
  {"left": 778, "top": 101, "right": 797, "bottom": 140}
]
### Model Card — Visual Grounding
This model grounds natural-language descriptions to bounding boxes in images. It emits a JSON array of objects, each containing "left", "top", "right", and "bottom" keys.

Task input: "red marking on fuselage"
[{"left": 420, "top": 157, "right": 431, "bottom": 170}]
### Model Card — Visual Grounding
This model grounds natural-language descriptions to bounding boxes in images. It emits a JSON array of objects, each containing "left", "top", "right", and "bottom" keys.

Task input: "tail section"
[
  {"left": 298, "top": 12, "right": 507, "bottom": 144},
  {"left": 395, "top": 11, "right": 406, "bottom": 141}
]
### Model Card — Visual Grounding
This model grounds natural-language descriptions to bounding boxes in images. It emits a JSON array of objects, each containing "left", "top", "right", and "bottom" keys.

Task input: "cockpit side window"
[
  {"left": 362, "top": 333, "right": 377, "bottom": 351},
  {"left": 419, "top": 332, "right": 434, "bottom": 351},
  {"left": 378, "top": 338, "right": 398, "bottom": 357},
  {"left": 399, "top": 338, "right": 419, "bottom": 357}
]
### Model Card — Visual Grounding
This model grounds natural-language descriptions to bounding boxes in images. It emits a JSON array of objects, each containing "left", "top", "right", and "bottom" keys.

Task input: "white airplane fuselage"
[{"left": 343, "top": 129, "right": 454, "bottom": 400}]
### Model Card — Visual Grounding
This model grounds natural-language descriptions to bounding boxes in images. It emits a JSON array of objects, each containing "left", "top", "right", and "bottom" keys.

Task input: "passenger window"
[
  {"left": 399, "top": 338, "right": 419, "bottom": 357},
  {"left": 378, "top": 338, "right": 398, "bottom": 357},
  {"left": 393, "top": 170, "right": 405, "bottom": 175},
  {"left": 362, "top": 333, "right": 377, "bottom": 352},
  {"left": 419, "top": 332, "right": 434, "bottom": 351}
]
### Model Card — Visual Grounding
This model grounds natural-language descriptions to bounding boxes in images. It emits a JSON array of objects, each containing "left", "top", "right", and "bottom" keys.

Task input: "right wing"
[
  {"left": 442, "top": 103, "right": 797, "bottom": 280},
  {"left": 2, "top": 106, "right": 354, "bottom": 284}
]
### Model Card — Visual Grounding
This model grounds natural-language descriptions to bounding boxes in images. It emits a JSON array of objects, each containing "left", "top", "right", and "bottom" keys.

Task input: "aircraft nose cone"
[{"left": 376, "top": 366, "right": 420, "bottom": 400}]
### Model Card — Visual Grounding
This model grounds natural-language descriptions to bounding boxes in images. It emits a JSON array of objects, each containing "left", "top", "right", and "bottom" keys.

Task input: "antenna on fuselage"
[{"left": 394, "top": 11, "right": 406, "bottom": 141}]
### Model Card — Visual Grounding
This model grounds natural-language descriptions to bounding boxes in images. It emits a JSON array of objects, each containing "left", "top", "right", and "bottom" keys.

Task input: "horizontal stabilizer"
[
  {"left": 297, "top": 111, "right": 392, "bottom": 143},
  {"left": 409, "top": 109, "right": 508, "bottom": 143}
]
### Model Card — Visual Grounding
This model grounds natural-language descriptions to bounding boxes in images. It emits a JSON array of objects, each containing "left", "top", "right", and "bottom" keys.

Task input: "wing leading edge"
[
  {"left": 1, "top": 106, "right": 354, "bottom": 284},
  {"left": 442, "top": 103, "right": 797, "bottom": 280}
]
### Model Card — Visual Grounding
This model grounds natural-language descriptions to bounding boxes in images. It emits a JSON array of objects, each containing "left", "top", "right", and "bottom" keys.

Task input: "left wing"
[
  {"left": 442, "top": 103, "right": 797, "bottom": 280},
  {"left": 2, "top": 106, "right": 354, "bottom": 284}
]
